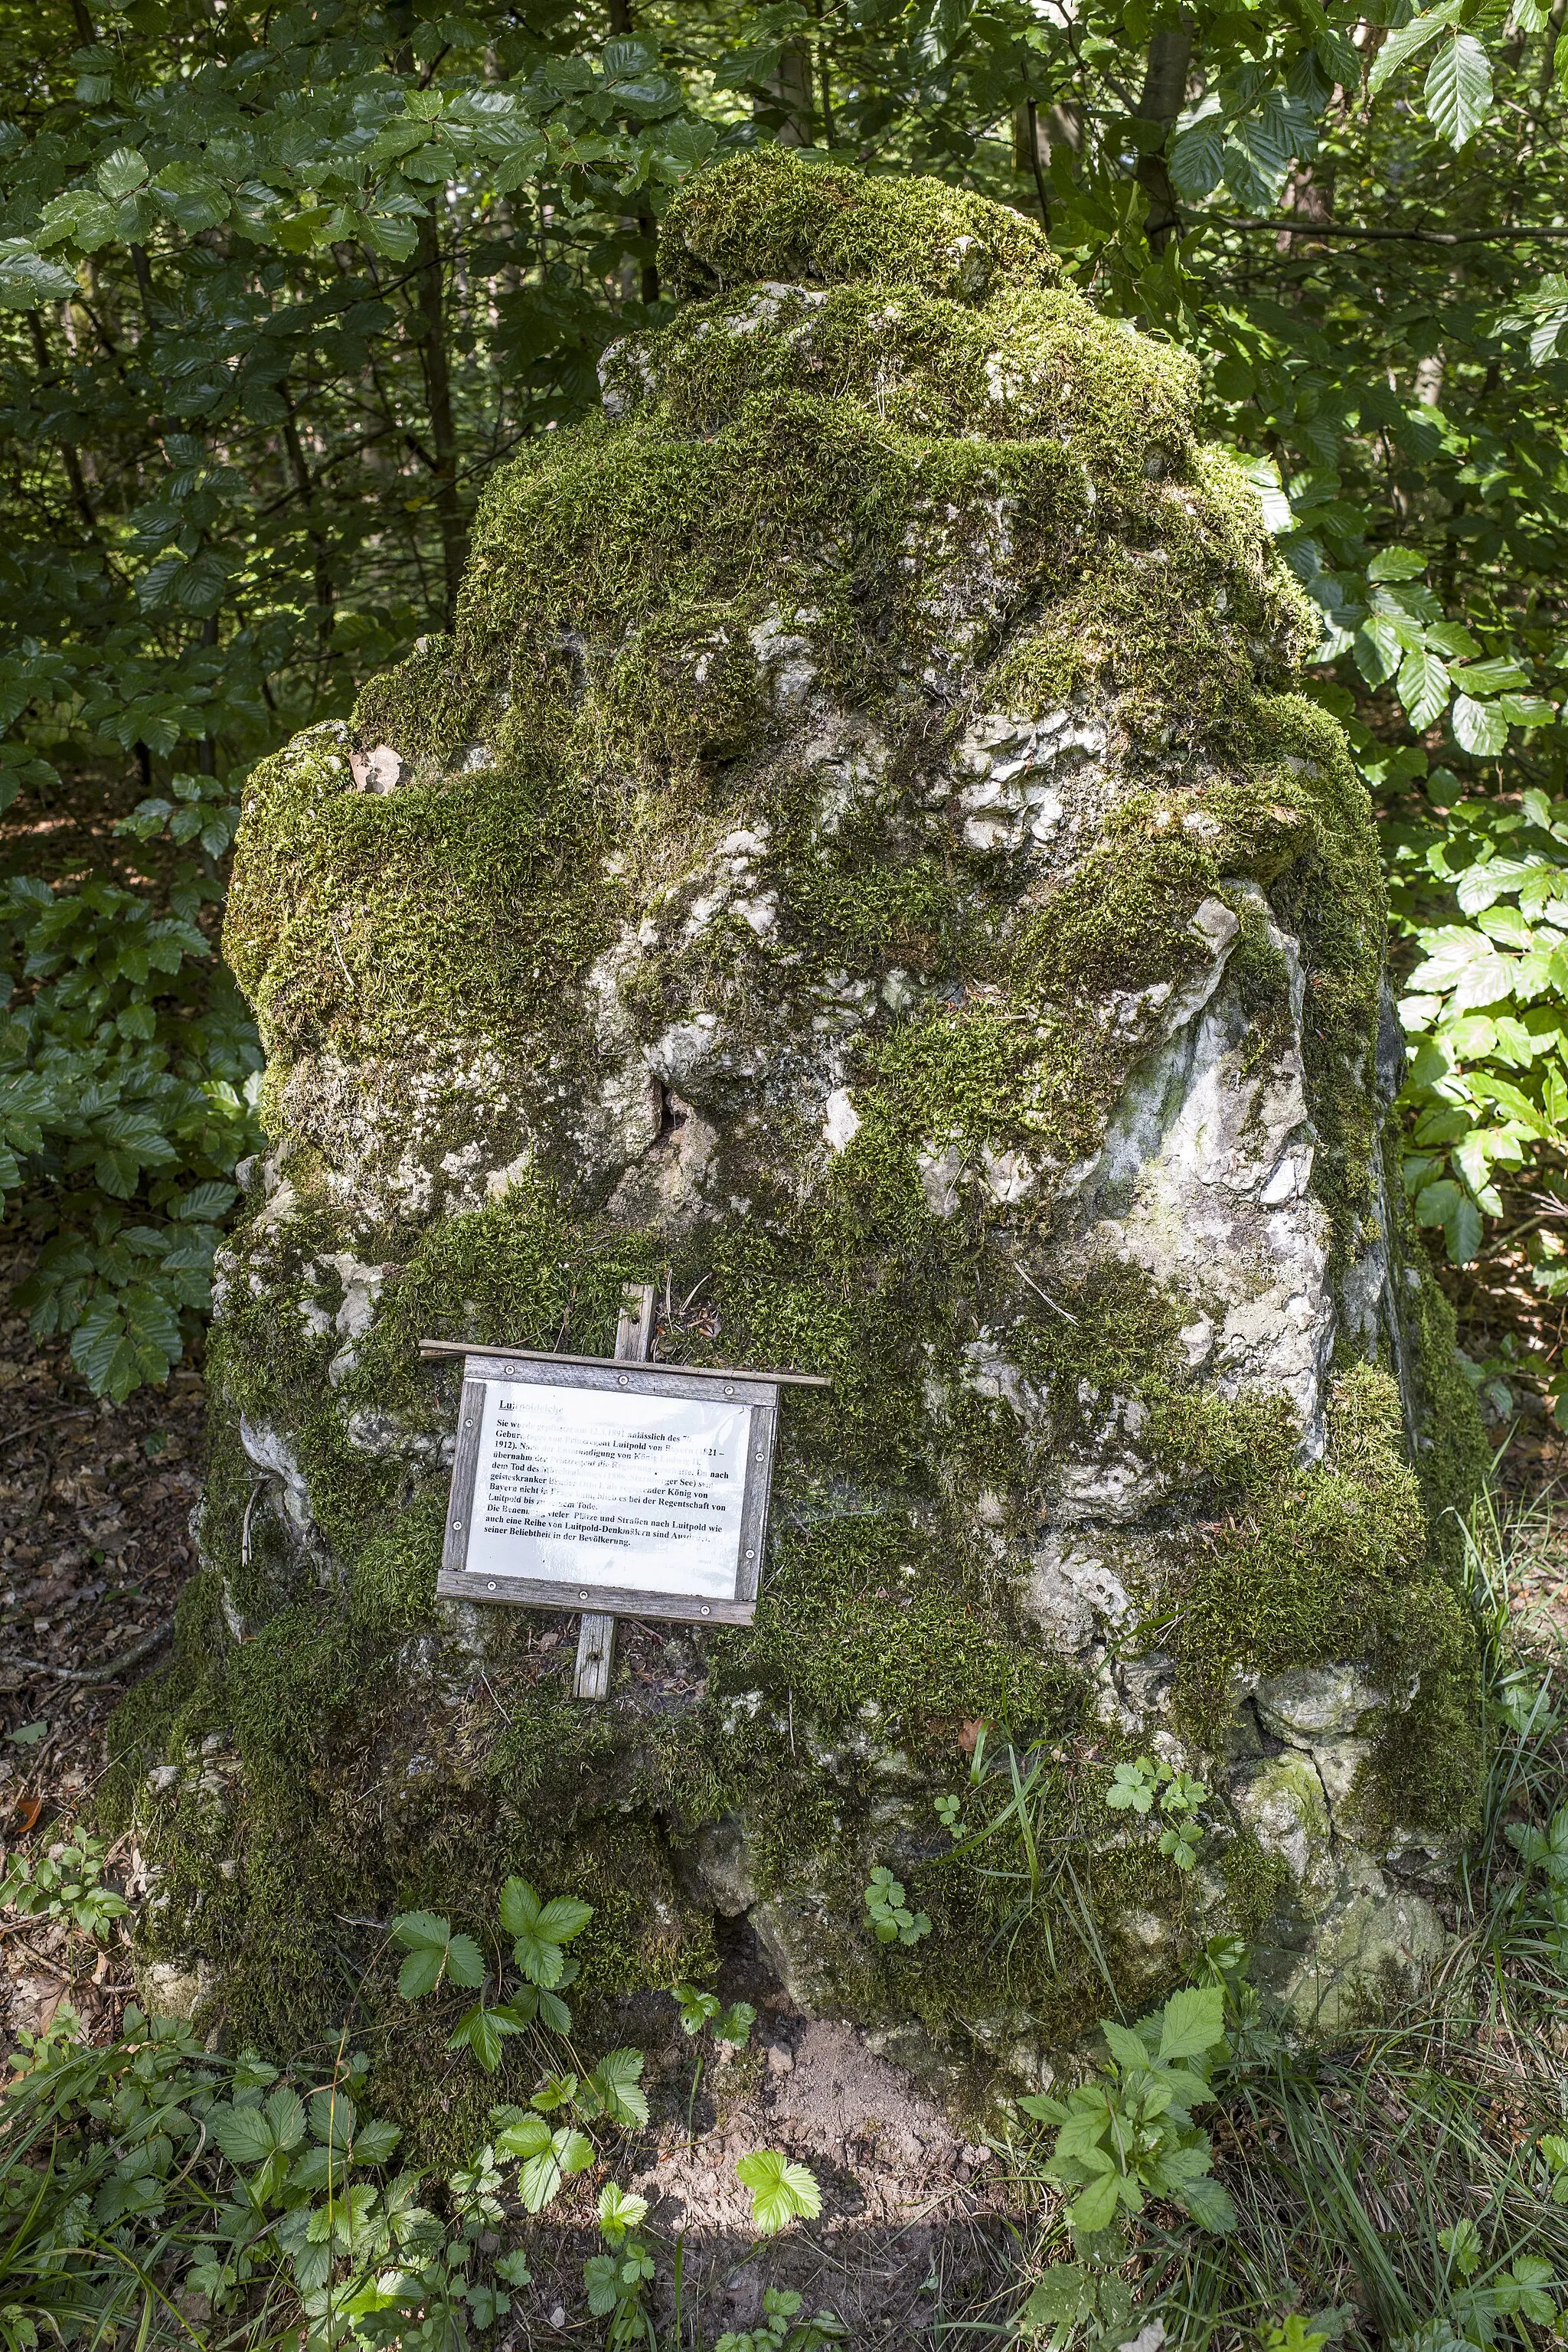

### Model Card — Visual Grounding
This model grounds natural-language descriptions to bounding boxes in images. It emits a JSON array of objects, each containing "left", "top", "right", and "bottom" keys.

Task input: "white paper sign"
[{"left": 463, "top": 1377, "right": 753, "bottom": 1599}]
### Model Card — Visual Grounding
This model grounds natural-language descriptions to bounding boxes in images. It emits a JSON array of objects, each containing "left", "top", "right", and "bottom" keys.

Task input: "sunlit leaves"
[
  {"left": 1501, "top": 272, "right": 1568, "bottom": 364},
  {"left": 734, "top": 2149, "right": 822, "bottom": 2236},
  {"left": 1021, "top": 1983, "right": 1233, "bottom": 2237},
  {"left": 388, "top": 1912, "right": 486, "bottom": 2001},
  {"left": 1400, "top": 645, "right": 1452, "bottom": 730},
  {"left": 498, "top": 1877, "right": 593, "bottom": 1988},
  {"left": 1424, "top": 31, "right": 1494, "bottom": 146},
  {"left": 1396, "top": 792, "right": 1568, "bottom": 1267},
  {"left": 579, "top": 2048, "right": 649, "bottom": 2129},
  {"left": 1168, "top": 103, "right": 1226, "bottom": 200},
  {"left": 492, "top": 2112, "right": 595, "bottom": 2213},
  {"left": 0, "top": 237, "right": 79, "bottom": 308},
  {"left": 95, "top": 146, "right": 149, "bottom": 200},
  {"left": 1364, "top": 4, "right": 1494, "bottom": 145},
  {"left": 1367, "top": 547, "right": 1428, "bottom": 583},
  {"left": 1452, "top": 693, "right": 1509, "bottom": 756},
  {"left": 1367, "top": 2, "right": 1463, "bottom": 96}
]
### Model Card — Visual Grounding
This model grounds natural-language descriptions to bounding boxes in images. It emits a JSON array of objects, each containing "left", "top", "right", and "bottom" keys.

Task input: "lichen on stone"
[{"left": 112, "top": 146, "right": 1485, "bottom": 2120}]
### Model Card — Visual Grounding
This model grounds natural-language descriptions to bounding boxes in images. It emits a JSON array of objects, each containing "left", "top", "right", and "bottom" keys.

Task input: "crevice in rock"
[{"left": 655, "top": 1083, "right": 688, "bottom": 1147}]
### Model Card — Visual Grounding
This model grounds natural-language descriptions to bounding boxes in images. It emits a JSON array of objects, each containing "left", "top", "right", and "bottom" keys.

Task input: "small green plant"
[
  {"left": 583, "top": 2183, "right": 656, "bottom": 2347},
  {"left": 675, "top": 1983, "right": 756, "bottom": 2045},
  {"left": 1538, "top": 2132, "right": 1568, "bottom": 2203},
  {"left": 0, "top": 1834, "right": 129, "bottom": 1939},
  {"left": 390, "top": 1877, "right": 596, "bottom": 2068},
  {"left": 1438, "top": 2214, "right": 1561, "bottom": 2339},
  {"left": 714, "top": 2286, "right": 850, "bottom": 2352},
  {"left": 487, "top": 2055, "right": 648, "bottom": 2214},
  {"left": 933, "top": 1792, "right": 962, "bottom": 1832},
  {"left": 1197, "top": 1932, "right": 1284, "bottom": 2066},
  {"left": 734, "top": 2150, "right": 822, "bottom": 2236},
  {"left": 864, "top": 1866, "right": 931, "bottom": 1946},
  {"left": 1012, "top": 2252, "right": 1138, "bottom": 2351},
  {"left": 1104, "top": 1759, "right": 1161, "bottom": 1814},
  {"left": 1104, "top": 1756, "right": 1210, "bottom": 1870},
  {"left": 1494, "top": 1665, "right": 1563, "bottom": 1737},
  {"left": 1020, "top": 1983, "right": 1235, "bottom": 2236},
  {"left": 1259, "top": 2317, "right": 1344, "bottom": 2352},
  {"left": 388, "top": 1910, "right": 487, "bottom": 1999},
  {"left": 0, "top": 872, "right": 262, "bottom": 1400},
  {"left": 0, "top": 2005, "right": 537, "bottom": 2352},
  {"left": 1503, "top": 1802, "right": 1568, "bottom": 1961}
]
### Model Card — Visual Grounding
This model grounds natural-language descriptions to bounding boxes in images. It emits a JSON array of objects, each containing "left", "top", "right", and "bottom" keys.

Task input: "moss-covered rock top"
[{"left": 657, "top": 145, "right": 1060, "bottom": 305}]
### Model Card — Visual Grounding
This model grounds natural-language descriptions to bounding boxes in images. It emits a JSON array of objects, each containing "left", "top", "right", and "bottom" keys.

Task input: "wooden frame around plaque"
[{"left": 435, "top": 1353, "right": 782, "bottom": 1625}]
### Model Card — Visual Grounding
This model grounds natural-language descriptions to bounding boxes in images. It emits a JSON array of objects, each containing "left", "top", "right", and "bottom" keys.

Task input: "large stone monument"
[{"left": 114, "top": 149, "right": 1485, "bottom": 2106}]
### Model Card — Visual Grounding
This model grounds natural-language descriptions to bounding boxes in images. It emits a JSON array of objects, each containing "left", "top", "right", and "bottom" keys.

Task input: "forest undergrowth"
[{"left": 2, "top": 1436, "right": 1567, "bottom": 2350}]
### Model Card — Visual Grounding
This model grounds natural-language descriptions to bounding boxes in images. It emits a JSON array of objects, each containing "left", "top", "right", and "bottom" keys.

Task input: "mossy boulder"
[{"left": 112, "top": 149, "right": 1486, "bottom": 2111}]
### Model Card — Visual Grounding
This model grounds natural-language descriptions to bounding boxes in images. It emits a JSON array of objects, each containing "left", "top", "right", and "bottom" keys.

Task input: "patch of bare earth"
[
  {"left": 0, "top": 1243, "right": 206, "bottom": 2050},
  {"left": 513, "top": 2004, "right": 1024, "bottom": 2342}
]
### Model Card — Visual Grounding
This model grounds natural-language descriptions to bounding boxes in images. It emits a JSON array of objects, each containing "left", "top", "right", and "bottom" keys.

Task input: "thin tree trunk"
[
  {"left": 416, "top": 209, "right": 465, "bottom": 629},
  {"left": 1014, "top": 98, "right": 1052, "bottom": 229},
  {"left": 814, "top": 3, "right": 836, "bottom": 149},
  {"left": 129, "top": 243, "right": 158, "bottom": 341},
  {"left": 27, "top": 311, "right": 100, "bottom": 537},
  {"left": 1134, "top": 17, "right": 1194, "bottom": 250},
  {"left": 279, "top": 380, "right": 334, "bottom": 644},
  {"left": 761, "top": 40, "right": 815, "bottom": 146},
  {"left": 607, "top": 0, "right": 659, "bottom": 300},
  {"left": 198, "top": 618, "right": 218, "bottom": 776}
]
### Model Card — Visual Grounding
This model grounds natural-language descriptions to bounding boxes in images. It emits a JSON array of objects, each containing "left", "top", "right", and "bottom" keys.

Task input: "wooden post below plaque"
[{"left": 573, "top": 1281, "right": 655, "bottom": 1699}]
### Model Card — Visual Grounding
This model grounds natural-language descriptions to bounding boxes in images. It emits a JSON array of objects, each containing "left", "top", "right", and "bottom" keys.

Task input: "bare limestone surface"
[{"left": 109, "top": 150, "right": 1485, "bottom": 2135}]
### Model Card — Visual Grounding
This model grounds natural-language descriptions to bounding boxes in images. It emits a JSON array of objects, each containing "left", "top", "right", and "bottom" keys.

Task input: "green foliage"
[
  {"left": 390, "top": 1880, "right": 596, "bottom": 2063},
  {"left": 499, "top": 1876, "right": 594, "bottom": 1989},
  {"left": 863, "top": 1865, "right": 932, "bottom": 1948},
  {"left": 733, "top": 2149, "right": 822, "bottom": 2236},
  {"left": 0, "top": 1834, "right": 128, "bottom": 1939},
  {"left": 388, "top": 1912, "right": 487, "bottom": 2003},
  {"left": 581, "top": 2184, "right": 655, "bottom": 2347},
  {"left": 713, "top": 2288, "right": 851, "bottom": 2352},
  {"left": 1393, "top": 784, "right": 1568, "bottom": 1314},
  {"left": 1432, "top": 2215, "right": 1562, "bottom": 2342},
  {"left": 0, "top": 2009, "right": 518, "bottom": 2352},
  {"left": 1259, "top": 2319, "right": 1340, "bottom": 2352},
  {"left": 1020, "top": 1984, "right": 1236, "bottom": 2238},
  {"left": 1538, "top": 2134, "right": 1568, "bottom": 2205},
  {"left": 388, "top": 1880, "right": 648, "bottom": 2216},
  {"left": 0, "top": 873, "right": 260, "bottom": 1396},
  {"left": 1103, "top": 1758, "right": 1210, "bottom": 1870},
  {"left": 1501, "top": 1802, "right": 1568, "bottom": 1963},
  {"left": 0, "top": 0, "right": 720, "bottom": 1405},
  {"left": 0, "top": 0, "right": 1563, "bottom": 1385},
  {"left": 1013, "top": 2255, "right": 1138, "bottom": 2352},
  {"left": 674, "top": 1983, "right": 756, "bottom": 2046}
]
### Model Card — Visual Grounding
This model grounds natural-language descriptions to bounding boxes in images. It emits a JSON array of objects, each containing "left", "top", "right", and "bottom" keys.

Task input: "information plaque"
[{"left": 435, "top": 1354, "right": 782, "bottom": 1625}]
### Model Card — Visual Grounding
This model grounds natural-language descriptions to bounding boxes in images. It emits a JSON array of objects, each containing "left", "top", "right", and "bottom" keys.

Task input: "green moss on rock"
[
  {"left": 657, "top": 145, "right": 1060, "bottom": 305},
  {"left": 119, "top": 149, "right": 1485, "bottom": 2105}
]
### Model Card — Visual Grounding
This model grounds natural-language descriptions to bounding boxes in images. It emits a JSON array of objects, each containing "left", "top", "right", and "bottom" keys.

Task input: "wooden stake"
[{"left": 573, "top": 1282, "right": 655, "bottom": 1700}]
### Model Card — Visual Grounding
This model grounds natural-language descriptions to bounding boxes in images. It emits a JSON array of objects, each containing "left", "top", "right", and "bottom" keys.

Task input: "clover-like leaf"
[
  {"left": 735, "top": 2148, "right": 822, "bottom": 2235},
  {"left": 583, "top": 2047, "right": 649, "bottom": 2128},
  {"left": 390, "top": 1911, "right": 485, "bottom": 1999}
]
